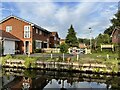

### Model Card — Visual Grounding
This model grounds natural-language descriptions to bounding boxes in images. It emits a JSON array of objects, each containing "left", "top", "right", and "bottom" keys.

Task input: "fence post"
[
  {"left": 63, "top": 53, "right": 64, "bottom": 62},
  {"left": 77, "top": 54, "right": 79, "bottom": 61},
  {"left": 107, "top": 54, "right": 109, "bottom": 59}
]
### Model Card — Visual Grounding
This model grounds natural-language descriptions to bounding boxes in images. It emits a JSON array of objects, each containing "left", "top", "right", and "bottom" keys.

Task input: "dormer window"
[{"left": 6, "top": 26, "right": 12, "bottom": 32}]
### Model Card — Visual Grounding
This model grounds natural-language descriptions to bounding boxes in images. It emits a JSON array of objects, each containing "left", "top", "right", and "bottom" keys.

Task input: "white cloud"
[
  {"left": 2, "top": 1, "right": 118, "bottom": 39},
  {"left": 1, "top": 0, "right": 120, "bottom": 2}
]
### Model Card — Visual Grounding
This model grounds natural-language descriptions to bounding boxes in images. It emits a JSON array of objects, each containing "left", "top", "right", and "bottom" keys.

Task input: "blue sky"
[{"left": 0, "top": 0, "right": 119, "bottom": 39}]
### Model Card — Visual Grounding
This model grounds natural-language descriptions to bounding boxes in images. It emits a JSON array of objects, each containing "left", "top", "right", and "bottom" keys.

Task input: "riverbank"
[
  {"left": 1, "top": 54, "right": 119, "bottom": 75},
  {"left": 2, "top": 59, "right": 119, "bottom": 75}
]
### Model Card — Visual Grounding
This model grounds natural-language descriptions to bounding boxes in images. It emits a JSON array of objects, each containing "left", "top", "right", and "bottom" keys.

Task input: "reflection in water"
[{"left": 1, "top": 68, "right": 120, "bottom": 90}]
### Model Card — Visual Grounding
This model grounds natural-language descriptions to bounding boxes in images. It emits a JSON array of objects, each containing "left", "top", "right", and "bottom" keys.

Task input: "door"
[{"left": 25, "top": 41, "right": 29, "bottom": 54}]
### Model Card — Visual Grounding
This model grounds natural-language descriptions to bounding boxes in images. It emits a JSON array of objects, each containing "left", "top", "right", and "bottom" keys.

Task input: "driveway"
[{"left": 30, "top": 53, "right": 74, "bottom": 58}]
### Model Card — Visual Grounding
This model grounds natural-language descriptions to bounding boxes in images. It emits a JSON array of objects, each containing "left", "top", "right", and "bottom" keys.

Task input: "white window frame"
[
  {"left": 6, "top": 26, "right": 12, "bottom": 32},
  {"left": 118, "top": 34, "right": 120, "bottom": 37},
  {"left": 36, "top": 29, "right": 38, "bottom": 34},
  {"left": 54, "top": 37, "right": 56, "bottom": 40},
  {"left": 39, "top": 30, "right": 42, "bottom": 35},
  {"left": 36, "top": 40, "right": 42, "bottom": 49},
  {"left": 24, "top": 25, "right": 30, "bottom": 38}
]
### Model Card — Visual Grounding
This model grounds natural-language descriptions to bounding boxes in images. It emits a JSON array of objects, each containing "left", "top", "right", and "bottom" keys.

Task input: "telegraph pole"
[{"left": 89, "top": 27, "right": 92, "bottom": 54}]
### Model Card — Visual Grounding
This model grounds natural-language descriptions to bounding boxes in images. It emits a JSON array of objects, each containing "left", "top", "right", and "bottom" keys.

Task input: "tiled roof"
[
  {"left": 0, "top": 30, "right": 20, "bottom": 41},
  {"left": 111, "top": 27, "right": 120, "bottom": 37},
  {"left": 0, "top": 15, "right": 33, "bottom": 25},
  {"left": 51, "top": 32, "right": 60, "bottom": 39}
]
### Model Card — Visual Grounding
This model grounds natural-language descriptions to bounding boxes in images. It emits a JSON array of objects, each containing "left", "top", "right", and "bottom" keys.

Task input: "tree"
[
  {"left": 65, "top": 25, "right": 78, "bottom": 47},
  {"left": 104, "top": 26, "right": 114, "bottom": 36},
  {"left": 96, "top": 34, "right": 110, "bottom": 46},
  {"left": 60, "top": 43, "right": 68, "bottom": 53},
  {"left": 104, "top": 10, "right": 120, "bottom": 36}
]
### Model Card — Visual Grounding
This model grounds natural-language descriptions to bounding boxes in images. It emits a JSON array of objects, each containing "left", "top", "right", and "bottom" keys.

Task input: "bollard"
[
  {"left": 77, "top": 54, "right": 79, "bottom": 61},
  {"left": 51, "top": 53, "right": 53, "bottom": 59},
  {"left": 107, "top": 54, "right": 109, "bottom": 59},
  {"left": 51, "top": 51, "right": 53, "bottom": 59},
  {"left": 28, "top": 53, "right": 30, "bottom": 57}
]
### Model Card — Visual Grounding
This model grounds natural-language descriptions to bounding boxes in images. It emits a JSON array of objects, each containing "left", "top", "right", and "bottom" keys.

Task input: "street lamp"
[{"left": 89, "top": 27, "right": 92, "bottom": 53}]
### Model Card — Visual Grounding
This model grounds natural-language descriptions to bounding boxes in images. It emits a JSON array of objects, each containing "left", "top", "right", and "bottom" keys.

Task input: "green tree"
[
  {"left": 104, "top": 26, "right": 114, "bottom": 36},
  {"left": 104, "top": 10, "right": 120, "bottom": 36},
  {"left": 60, "top": 43, "right": 68, "bottom": 53},
  {"left": 65, "top": 25, "right": 78, "bottom": 47},
  {"left": 96, "top": 34, "right": 110, "bottom": 46}
]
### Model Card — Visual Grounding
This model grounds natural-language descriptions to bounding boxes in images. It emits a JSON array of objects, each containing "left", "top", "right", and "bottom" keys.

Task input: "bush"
[
  {"left": 24, "top": 57, "right": 37, "bottom": 68},
  {"left": 34, "top": 49, "right": 41, "bottom": 53},
  {"left": 60, "top": 43, "right": 68, "bottom": 53}
]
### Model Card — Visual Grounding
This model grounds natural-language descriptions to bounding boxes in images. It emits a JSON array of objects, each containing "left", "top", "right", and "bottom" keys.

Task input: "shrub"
[
  {"left": 24, "top": 70, "right": 36, "bottom": 78},
  {"left": 24, "top": 57, "right": 37, "bottom": 68},
  {"left": 60, "top": 43, "right": 68, "bottom": 53},
  {"left": 34, "top": 49, "right": 42, "bottom": 53}
]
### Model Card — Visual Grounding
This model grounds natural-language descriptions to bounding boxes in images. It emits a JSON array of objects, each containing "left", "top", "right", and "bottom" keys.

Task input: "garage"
[{"left": 3, "top": 40, "right": 15, "bottom": 55}]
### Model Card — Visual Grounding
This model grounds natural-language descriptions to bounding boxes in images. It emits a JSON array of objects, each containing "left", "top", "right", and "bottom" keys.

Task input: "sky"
[{"left": 0, "top": 0, "right": 119, "bottom": 39}]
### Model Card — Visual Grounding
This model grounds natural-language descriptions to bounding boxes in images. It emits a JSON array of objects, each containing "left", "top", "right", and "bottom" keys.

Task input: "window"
[
  {"left": 6, "top": 26, "right": 12, "bottom": 32},
  {"left": 114, "top": 35, "right": 117, "bottom": 39},
  {"left": 39, "top": 30, "right": 42, "bottom": 35},
  {"left": 36, "top": 41, "right": 42, "bottom": 49},
  {"left": 118, "top": 34, "right": 120, "bottom": 37},
  {"left": 54, "top": 37, "right": 56, "bottom": 40},
  {"left": 24, "top": 25, "right": 30, "bottom": 38},
  {"left": 36, "top": 29, "right": 38, "bottom": 34}
]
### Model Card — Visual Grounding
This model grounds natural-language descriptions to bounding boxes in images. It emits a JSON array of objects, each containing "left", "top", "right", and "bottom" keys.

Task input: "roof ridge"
[{"left": 0, "top": 15, "right": 51, "bottom": 33}]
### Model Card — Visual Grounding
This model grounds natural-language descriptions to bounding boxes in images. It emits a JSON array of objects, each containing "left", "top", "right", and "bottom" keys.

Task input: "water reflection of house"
[{"left": 2, "top": 76, "right": 48, "bottom": 89}]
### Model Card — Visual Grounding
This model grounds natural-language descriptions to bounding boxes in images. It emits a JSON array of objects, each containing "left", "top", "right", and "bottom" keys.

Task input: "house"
[
  {"left": 0, "top": 15, "right": 51, "bottom": 54},
  {"left": 111, "top": 27, "right": 120, "bottom": 44},
  {"left": 60, "top": 39, "right": 65, "bottom": 45},
  {"left": 0, "top": 30, "right": 20, "bottom": 55},
  {"left": 79, "top": 43, "right": 87, "bottom": 49},
  {"left": 49, "top": 32, "right": 60, "bottom": 48}
]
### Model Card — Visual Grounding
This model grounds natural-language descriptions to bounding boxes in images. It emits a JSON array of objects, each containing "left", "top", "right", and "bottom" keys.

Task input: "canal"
[{"left": 0, "top": 67, "right": 120, "bottom": 90}]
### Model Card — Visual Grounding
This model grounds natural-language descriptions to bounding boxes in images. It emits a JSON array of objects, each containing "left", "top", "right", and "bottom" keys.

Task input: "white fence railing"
[{"left": 42, "top": 48, "right": 60, "bottom": 53}]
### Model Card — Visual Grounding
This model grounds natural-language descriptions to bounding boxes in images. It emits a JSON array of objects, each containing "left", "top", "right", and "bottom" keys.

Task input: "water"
[{"left": 1, "top": 68, "right": 120, "bottom": 90}]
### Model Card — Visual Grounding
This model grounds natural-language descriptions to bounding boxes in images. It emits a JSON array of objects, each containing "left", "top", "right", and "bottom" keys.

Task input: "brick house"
[
  {"left": 60, "top": 39, "right": 65, "bottom": 45},
  {"left": 49, "top": 32, "right": 60, "bottom": 48},
  {"left": 111, "top": 27, "right": 120, "bottom": 44},
  {"left": 0, "top": 15, "right": 51, "bottom": 54},
  {"left": 79, "top": 43, "right": 87, "bottom": 49}
]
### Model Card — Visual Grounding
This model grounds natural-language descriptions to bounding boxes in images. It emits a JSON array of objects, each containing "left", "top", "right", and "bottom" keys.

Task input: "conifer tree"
[{"left": 65, "top": 25, "right": 78, "bottom": 47}]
